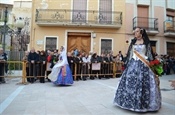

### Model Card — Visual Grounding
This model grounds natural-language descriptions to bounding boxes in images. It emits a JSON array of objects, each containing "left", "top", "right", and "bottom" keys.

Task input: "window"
[
  {"left": 167, "top": 42, "right": 175, "bottom": 57},
  {"left": 137, "top": 6, "right": 149, "bottom": 29},
  {"left": 101, "top": 39, "right": 112, "bottom": 54},
  {"left": 166, "top": 10, "right": 175, "bottom": 31},
  {"left": 99, "top": 0, "right": 112, "bottom": 24},
  {"left": 166, "top": 15, "right": 173, "bottom": 21},
  {"left": 72, "top": 0, "right": 87, "bottom": 23},
  {"left": 150, "top": 41, "right": 156, "bottom": 54},
  {"left": 45, "top": 37, "right": 57, "bottom": 51},
  {"left": 166, "top": 10, "right": 175, "bottom": 21}
]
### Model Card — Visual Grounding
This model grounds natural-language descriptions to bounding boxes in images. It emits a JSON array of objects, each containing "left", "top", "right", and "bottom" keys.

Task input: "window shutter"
[
  {"left": 72, "top": 0, "right": 87, "bottom": 23},
  {"left": 99, "top": 0, "right": 112, "bottom": 24}
]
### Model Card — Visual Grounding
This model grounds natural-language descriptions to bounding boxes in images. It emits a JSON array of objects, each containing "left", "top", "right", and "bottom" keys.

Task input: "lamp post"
[
  {"left": 15, "top": 17, "right": 25, "bottom": 51},
  {"left": 3, "top": 6, "right": 8, "bottom": 52},
  {"left": 15, "top": 17, "right": 24, "bottom": 60},
  {"left": 7, "top": 29, "right": 14, "bottom": 51}
]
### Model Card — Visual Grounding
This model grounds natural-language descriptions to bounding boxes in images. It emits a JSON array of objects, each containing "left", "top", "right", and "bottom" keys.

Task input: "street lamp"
[
  {"left": 7, "top": 29, "right": 14, "bottom": 51},
  {"left": 15, "top": 17, "right": 25, "bottom": 51},
  {"left": 15, "top": 17, "right": 25, "bottom": 61},
  {"left": 2, "top": 6, "right": 8, "bottom": 52}
]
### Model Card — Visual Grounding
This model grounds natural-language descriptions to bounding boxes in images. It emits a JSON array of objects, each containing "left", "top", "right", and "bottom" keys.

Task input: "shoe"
[
  {"left": 90, "top": 76, "right": 94, "bottom": 80},
  {"left": 83, "top": 78, "right": 87, "bottom": 81}
]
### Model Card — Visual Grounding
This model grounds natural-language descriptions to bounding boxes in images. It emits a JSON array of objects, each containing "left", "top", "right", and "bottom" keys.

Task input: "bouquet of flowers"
[{"left": 149, "top": 59, "right": 163, "bottom": 76}]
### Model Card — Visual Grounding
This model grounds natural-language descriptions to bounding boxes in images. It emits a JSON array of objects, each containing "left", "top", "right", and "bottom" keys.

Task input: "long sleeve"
[
  {"left": 125, "top": 38, "right": 136, "bottom": 66},
  {"left": 125, "top": 43, "right": 133, "bottom": 66},
  {"left": 146, "top": 43, "right": 154, "bottom": 61}
]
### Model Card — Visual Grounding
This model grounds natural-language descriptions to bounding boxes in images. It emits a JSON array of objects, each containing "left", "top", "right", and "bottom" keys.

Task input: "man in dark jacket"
[
  {"left": 0, "top": 48, "right": 7, "bottom": 83},
  {"left": 28, "top": 47, "right": 39, "bottom": 83}
]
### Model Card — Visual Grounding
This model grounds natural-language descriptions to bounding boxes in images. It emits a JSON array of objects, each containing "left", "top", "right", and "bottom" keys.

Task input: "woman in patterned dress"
[
  {"left": 113, "top": 28, "right": 161, "bottom": 112},
  {"left": 48, "top": 46, "right": 73, "bottom": 85}
]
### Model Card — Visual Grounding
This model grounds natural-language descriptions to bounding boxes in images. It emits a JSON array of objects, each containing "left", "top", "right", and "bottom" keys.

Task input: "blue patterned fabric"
[
  {"left": 53, "top": 64, "right": 73, "bottom": 85},
  {"left": 114, "top": 44, "right": 161, "bottom": 112}
]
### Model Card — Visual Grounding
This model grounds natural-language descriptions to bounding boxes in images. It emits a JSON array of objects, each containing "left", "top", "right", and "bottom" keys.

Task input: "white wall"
[
  {"left": 167, "top": 0, "right": 175, "bottom": 10},
  {"left": 126, "top": 0, "right": 136, "bottom": 4},
  {"left": 152, "top": 0, "right": 166, "bottom": 7},
  {"left": 152, "top": 0, "right": 166, "bottom": 20},
  {"left": 137, "top": 0, "right": 150, "bottom": 5},
  {"left": 14, "top": 1, "right": 32, "bottom": 8}
]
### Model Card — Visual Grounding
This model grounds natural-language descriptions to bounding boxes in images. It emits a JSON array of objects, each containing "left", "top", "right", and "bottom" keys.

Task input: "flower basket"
[{"left": 149, "top": 59, "right": 163, "bottom": 76}]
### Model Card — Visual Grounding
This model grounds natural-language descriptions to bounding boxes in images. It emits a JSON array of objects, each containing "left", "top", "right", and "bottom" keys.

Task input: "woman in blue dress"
[
  {"left": 113, "top": 28, "right": 161, "bottom": 112},
  {"left": 48, "top": 46, "right": 73, "bottom": 85}
]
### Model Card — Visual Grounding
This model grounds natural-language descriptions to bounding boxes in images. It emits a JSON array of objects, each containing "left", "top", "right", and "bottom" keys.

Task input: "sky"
[{"left": 0, "top": 0, "right": 14, "bottom": 4}]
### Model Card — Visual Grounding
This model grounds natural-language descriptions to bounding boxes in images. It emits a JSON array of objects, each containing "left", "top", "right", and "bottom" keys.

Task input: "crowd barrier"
[{"left": 0, "top": 61, "right": 124, "bottom": 84}]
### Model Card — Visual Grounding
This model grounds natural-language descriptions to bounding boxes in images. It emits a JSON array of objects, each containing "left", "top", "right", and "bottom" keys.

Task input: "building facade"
[
  {"left": 125, "top": 0, "right": 175, "bottom": 56},
  {"left": 11, "top": 0, "right": 32, "bottom": 51},
  {"left": 0, "top": 3, "right": 13, "bottom": 50},
  {"left": 31, "top": 0, "right": 125, "bottom": 55},
  {"left": 30, "top": 0, "right": 175, "bottom": 56}
]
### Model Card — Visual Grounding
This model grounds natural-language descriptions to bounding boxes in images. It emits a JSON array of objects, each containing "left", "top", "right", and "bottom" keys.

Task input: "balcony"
[
  {"left": 164, "top": 21, "right": 175, "bottom": 37},
  {"left": 35, "top": 9, "right": 122, "bottom": 29},
  {"left": 133, "top": 17, "right": 159, "bottom": 35}
]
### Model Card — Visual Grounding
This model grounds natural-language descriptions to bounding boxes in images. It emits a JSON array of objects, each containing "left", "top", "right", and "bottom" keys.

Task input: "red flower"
[
  {"left": 154, "top": 59, "right": 160, "bottom": 65},
  {"left": 149, "top": 59, "right": 163, "bottom": 76},
  {"left": 149, "top": 61, "right": 155, "bottom": 66}
]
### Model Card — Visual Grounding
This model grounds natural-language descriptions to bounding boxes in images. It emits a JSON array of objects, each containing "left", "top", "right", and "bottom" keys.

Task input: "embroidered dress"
[
  {"left": 48, "top": 48, "right": 73, "bottom": 85},
  {"left": 113, "top": 44, "right": 161, "bottom": 112}
]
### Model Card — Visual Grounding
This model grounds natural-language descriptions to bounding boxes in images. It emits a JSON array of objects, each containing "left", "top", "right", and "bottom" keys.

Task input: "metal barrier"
[
  {"left": 0, "top": 61, "right": 26, "bottom": 84},
  {"left": 69, "top": 62, "right": 124, "bottom": 80},
  {"left": 0, "top": 61, "right": 124, "bottom": 84}
]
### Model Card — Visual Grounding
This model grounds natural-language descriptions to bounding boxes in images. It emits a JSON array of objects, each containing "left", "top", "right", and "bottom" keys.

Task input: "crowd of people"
[{"left": 22, "top": 47, "right": 125, "bottom": 84}]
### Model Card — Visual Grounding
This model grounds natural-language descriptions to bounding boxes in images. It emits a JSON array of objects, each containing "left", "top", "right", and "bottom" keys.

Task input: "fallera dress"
[
  {"left": 113, "top": 44, "right": 161, "bottom": 112},
  {"left": 48, "top": 49, "right": 73, "bottom": 85}
]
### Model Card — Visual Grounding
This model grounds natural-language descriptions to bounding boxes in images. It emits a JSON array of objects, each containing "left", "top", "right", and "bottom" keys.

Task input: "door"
[
  {"left": 150, "top": 41, "right": 156, "bottom": 54},
  {"left": 67, "top": 32, "right": 91, "bottom": 54},
  {"left": 137, "top": 6, "right": 149, "bottom": 29}
]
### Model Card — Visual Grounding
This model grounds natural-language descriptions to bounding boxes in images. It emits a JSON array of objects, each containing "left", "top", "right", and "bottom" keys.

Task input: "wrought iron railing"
[
  {"left": 164, "top": 21, "right": 175, "bottom": 33},
  {"left": 133, "top": 17, "right": 158, "bottom": 31},
  {"left": 35, "top": 9, "right": 122, "bottom": 27}
]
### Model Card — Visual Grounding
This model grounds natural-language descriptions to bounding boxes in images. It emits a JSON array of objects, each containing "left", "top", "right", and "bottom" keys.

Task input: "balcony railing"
[
  {"left": 164, "top": 21, "right": 175, "bottom": 37},
  {"left": 133, "top": 17, "right": 158, "bottom": 35},
  {"left": 35, "top": 9, "right": 122, "bottom": 28}
]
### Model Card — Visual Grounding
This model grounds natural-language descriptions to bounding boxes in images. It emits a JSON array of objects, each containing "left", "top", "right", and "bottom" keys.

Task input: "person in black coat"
[
  {"left": 28, "top": 48, "right": 39, "bottom": 83},
  {"left": 105, "top": 53, "right": 113, "bottom": 78},
  {"left": 38, "top": 50, "right": 47, "bottom": 83},
  {"left": 0, "top": 48, "right": 7, "bottom": 83},
  {"left": 91, "top": 53, "right": 100, "bottom": 79},
  {"left": 99, "top": 53, "right": 108, "bottom": 79},
  {"left": 67, "top": 52, "right": 75, "bottom": 80},
  {"left": 74, "top": 54, "right": 82, "bottom": 81}
]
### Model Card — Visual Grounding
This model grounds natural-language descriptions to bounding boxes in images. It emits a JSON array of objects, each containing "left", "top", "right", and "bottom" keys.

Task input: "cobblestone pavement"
[{"left": 0, "top": 74, "right": 175, "bottom": 115}]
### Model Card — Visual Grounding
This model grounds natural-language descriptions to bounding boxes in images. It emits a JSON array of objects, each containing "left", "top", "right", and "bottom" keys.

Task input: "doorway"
[{"left": 67, "top": 32, "right": 91, "bottom": 54}]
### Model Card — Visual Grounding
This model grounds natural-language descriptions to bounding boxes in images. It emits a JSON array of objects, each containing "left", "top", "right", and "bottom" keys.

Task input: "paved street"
[{"left": 0, "top": 74, "right": 175, "bottom": 115}]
